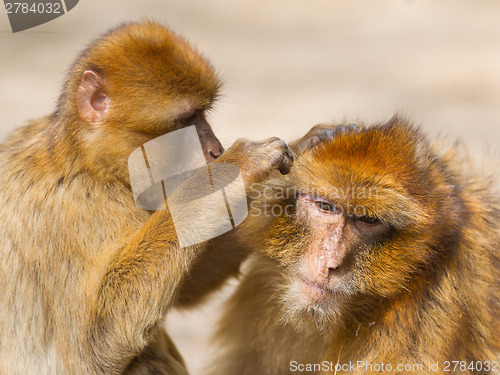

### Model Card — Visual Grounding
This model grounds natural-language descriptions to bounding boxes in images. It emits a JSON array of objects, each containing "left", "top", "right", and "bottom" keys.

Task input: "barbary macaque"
[
  {"left": 0, "top": 21, "right": 293, "bottom": 374},
  {"left": 211, "top": 118, "right": 500, "bottom": 375}
]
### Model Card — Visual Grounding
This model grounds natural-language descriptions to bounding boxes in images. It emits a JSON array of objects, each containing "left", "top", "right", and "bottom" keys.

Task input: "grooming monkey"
[
  {"left": 0, "top": 21, "right": 293, "bottom": 374},
  {"left": 211, "top": 118, "right": 500, "bottom": 375}
]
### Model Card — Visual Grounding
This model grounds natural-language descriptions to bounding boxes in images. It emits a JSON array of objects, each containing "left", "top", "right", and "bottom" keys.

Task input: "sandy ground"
[{"left": 1, "top": 0, "right": 499, "bottom": 373}]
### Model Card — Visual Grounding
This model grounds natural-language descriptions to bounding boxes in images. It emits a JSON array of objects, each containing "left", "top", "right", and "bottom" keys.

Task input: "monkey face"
[
  {"left": 263, "top": 121, "right": 458, "bottom": 325},
  {"left": 265, "top": 192, "right": 395, "bottom": 321},
  {"left": 292, "top": 194, "right": 392, "bottom": 303}
]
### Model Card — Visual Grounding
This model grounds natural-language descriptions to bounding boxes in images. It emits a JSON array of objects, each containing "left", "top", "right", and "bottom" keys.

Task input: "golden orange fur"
[
  {"left": 212, "top": 118, "right": 500, "bottom": 375},
  {"left": 0, "top": 21, "right": 293, "bottom": 374}
]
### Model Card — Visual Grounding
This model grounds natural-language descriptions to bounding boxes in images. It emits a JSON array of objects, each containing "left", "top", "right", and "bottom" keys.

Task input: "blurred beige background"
[{"left": 1, "top": 0, "right": 499, "bottom": 373}]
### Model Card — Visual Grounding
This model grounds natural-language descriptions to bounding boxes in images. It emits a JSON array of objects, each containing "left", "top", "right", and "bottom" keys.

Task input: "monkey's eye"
[
  {"left": 315, "top": 200, "right": 337, "bottom": 212},
  {"left": 180, "top": 112, "right": 198, "bottom": 125},
  {"left": 355, "top": 215, "right": 380, "bottom": 225}
]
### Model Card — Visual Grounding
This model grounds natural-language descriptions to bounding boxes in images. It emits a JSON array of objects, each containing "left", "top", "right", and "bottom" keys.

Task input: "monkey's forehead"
[
  {"left": 290, "top": 122, "right": 441, "bottom": 226},
  {"left": 297, "top": 121, "right": 431, "bottom": 187}
]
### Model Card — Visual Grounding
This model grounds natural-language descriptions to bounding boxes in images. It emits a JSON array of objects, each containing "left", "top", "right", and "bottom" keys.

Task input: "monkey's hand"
[
  {"left": 292, "top": 123, "right": 360, "bottom": 154},
  {"left": 215, "top": 137, "right": 295, "bottom": 183}
]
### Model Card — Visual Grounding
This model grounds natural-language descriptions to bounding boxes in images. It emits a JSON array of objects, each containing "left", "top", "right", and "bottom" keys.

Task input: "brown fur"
[
  {"left": 211, "top": 118, "right": 500, "bottom": 375},
  {"left": 0, "top": 21, "right": 293, "bottom": 374}
]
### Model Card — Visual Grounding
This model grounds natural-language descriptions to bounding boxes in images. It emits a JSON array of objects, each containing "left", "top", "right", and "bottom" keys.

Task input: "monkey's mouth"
[{"left": 297, "top": 275, "right": 337, "bottom": 303}]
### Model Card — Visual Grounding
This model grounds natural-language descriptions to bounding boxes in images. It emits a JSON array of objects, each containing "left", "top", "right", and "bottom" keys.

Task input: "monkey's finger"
[
  {"left": 346, "top": 123, "right": 359, "bottom": 132},
  {"left": 257, "top": 136, "right": 282, "bottom": 146},
  {"left": 259, "top": 137, "right": 294, "bottom": 175},
  {"left": 278, "top": 145, "right": 295, "bottom": 175},
  {"left": 300, "top": 123, "right": 361, "bottom": 152},
  {"left": 331, "top": 123, "right": 359, "bottom": 136}
]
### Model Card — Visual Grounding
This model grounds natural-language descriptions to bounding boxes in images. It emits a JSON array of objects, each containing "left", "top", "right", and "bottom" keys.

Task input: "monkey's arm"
[
  {"left": 84, "top": 138, "right": 293, "bottom": 372},
  {"left": 174, "top": 232, "right": 251, "bottom": 307},
  {"left": 175, "top": 126, "right": 363, "bottom": 308},
  {"left": 176, "top": 125, "right": 363, "bottom": 308},
  {"left": 176, "top": 125, "right": 363, "bottom": 307},
  {"left": 176, "top": 124, "right": 366, "bottom": 307},
  {"left": 86, "top": 210, "right": 191, "bottom": 372},
  {"left": 174, "top": 138, "right": 295, "bottom": 308}
]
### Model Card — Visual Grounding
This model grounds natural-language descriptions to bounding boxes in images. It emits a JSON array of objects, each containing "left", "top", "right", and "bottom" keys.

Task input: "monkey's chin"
[{"left": 279, "top": 277, "right": 343, "bottom": 333}]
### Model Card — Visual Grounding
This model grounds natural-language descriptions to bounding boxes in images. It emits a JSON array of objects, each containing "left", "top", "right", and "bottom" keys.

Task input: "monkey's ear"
[{"left": 76, "top": 70, "right": 109, "bottom": 126}]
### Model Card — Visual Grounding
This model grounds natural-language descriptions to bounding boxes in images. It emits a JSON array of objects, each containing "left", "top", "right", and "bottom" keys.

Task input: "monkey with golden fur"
[
  {"left": 0, "top": 21, "right": 293, "bottom": 374},
  {"left": 211, "top": 118, "right": 500, "bottom": 375}
]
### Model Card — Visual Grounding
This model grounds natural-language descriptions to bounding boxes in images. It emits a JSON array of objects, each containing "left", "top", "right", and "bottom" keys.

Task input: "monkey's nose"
[
  {"left": 328, "top": 266, "right": 340, "bottom": 277},
  {"left": 207, "top": 144, "right": 224, "bottom": 161},
  {"left": 205, "top": 151, "right": 218, "bottom": 162}
]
